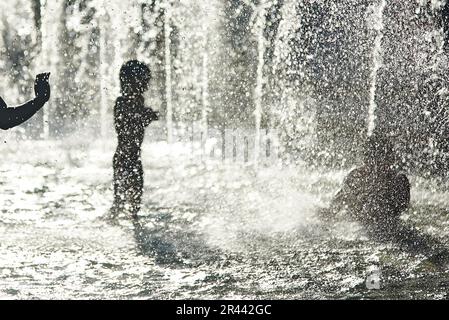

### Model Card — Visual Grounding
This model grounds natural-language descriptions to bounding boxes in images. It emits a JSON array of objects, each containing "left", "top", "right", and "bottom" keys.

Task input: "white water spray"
[
  {"left": 201, "top": 33, "right": 209, "bottom": 155},
  {"left": 165, "top": 0, "right": 173, "bottom": 144},
  {"left": 254, "top": 2, "right": 268, "bottom": 167},
  {"left": 367, "top": 0, "right": 386, "bottom": 136},
  {"left": 98, "top": 3, "right": 109, "bottom": 139},
  {"left": 97, "top": 0, "right": 139, "bottom": 138},
  {"left": 38, "top": 0, "right": 62, "bottom": 139}
]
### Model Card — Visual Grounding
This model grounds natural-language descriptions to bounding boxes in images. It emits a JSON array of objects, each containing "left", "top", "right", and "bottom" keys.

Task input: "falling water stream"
[
  {"left": 254, "top": 2, "right": 267, "bottom": 167},
  {"left": 38, "top": 0, "right": 62, "bottom": 139},
  {"left": 164, "top": 0, "right": 174, "bottom": 144},
  {"left": 99, "top": 2, "right": 109, "bottom": 138},
  {"left": 367, "top": 0, "right": 386, "bottom": 136}
]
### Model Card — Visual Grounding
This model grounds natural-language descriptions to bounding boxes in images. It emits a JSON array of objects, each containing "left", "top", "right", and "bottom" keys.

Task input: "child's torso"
[
  {"left": 345, "top": 167, "right": 409, "bottom": 226},
  {"left": 114, "top": 96, "right": 147, "bottom": 157}
]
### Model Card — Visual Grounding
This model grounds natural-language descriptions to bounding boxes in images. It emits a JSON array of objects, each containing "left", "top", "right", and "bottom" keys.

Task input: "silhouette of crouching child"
[
  {"left": 110, "top": 60, "right": 159, "bottom": 219},
  {"left": 319, "top": 134, "right": 449, "bottom": 267}
]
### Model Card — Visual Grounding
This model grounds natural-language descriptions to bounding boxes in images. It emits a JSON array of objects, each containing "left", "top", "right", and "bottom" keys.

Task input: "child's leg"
[
  {"left": 110, "top": 152, "right": 127, "bottom": 217},
  {"left": 126, "top": 160, "right": 144, "bottom": 217}
]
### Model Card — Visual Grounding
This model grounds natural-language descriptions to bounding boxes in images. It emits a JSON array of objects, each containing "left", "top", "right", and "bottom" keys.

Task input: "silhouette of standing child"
[{"left": 110, "top": 60, "right": 159, "bottom": 219}]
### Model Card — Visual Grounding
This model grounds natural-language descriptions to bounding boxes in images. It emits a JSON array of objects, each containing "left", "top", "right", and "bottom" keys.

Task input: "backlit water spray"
[
  {"left": 254, "top": 1, "right": 268, "bottom": 167},
  {"left": 38, "top": 0, "right": 62, "bottom": 139},
  {"left": 164, "top": 0, "right": 174, "bottom": 144},
  {"left": 367, "top": 0, "right": 386, "bottom": 136}
]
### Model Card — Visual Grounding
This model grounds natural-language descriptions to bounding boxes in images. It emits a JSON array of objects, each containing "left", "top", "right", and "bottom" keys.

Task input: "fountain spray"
[
  {"left": 98, "top": 2, "right": 109, "bottom": 139},
  {"left": 38, "top": 0, "right": 62, "bottom": 139},
  {"left": 201, "top": 30, "right": 209, "bottom": 157},
  {"left": 254, "top": 1, "right": 268, "bottom": 168},
  {"left": 165, "top": 0, "right": 173, "bottom": 144},
  {"left": 367, "top": 0, "right": 387, "bottom": 136}
]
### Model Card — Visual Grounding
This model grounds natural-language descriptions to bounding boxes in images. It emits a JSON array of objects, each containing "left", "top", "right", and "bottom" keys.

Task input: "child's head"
[{"left": 119, "top": 60, "right": 151, "bottom": 96}]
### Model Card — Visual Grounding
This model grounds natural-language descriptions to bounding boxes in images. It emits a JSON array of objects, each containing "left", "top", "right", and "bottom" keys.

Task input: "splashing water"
[{"left": 1, "top": 138, "right": 449, "bottom": 299}]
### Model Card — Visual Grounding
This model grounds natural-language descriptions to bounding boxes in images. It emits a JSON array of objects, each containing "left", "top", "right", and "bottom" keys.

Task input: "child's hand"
[{"left": 34, "top": 72, "right": 51, "bottom": 103}]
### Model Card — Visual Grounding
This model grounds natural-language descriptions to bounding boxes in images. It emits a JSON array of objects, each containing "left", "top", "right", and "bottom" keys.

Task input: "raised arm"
[
  {"left": 0, "top": 97, "right": 47, "bottom": 130},
  {"left": 0, "top": 73, "right": 51, "bottom": 130}
]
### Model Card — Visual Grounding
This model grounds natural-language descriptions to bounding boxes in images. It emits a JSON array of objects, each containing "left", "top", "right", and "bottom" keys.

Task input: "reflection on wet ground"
[{"left": 1, "top": 140, "right": 449, "bottom": 299}]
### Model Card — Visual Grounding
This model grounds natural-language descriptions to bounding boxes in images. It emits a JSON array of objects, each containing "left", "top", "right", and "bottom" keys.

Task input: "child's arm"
[
  {"left": 394, "top": 173, "right": 410, "bottom": 214},
  {"left": 0, "top": 98, "right": 46, "bottom": 130},
  {"left": 318, "top": 168, "right": 359, "bottom": 222},
  {"left": 141, "top": 107, "right": 159, "bottom": 127},
  {"left": 317, "top": 188, "right": 348, "bottom": 222},
  {"left": 0, "top": 73, "right": 51, "bottom": 130}
]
